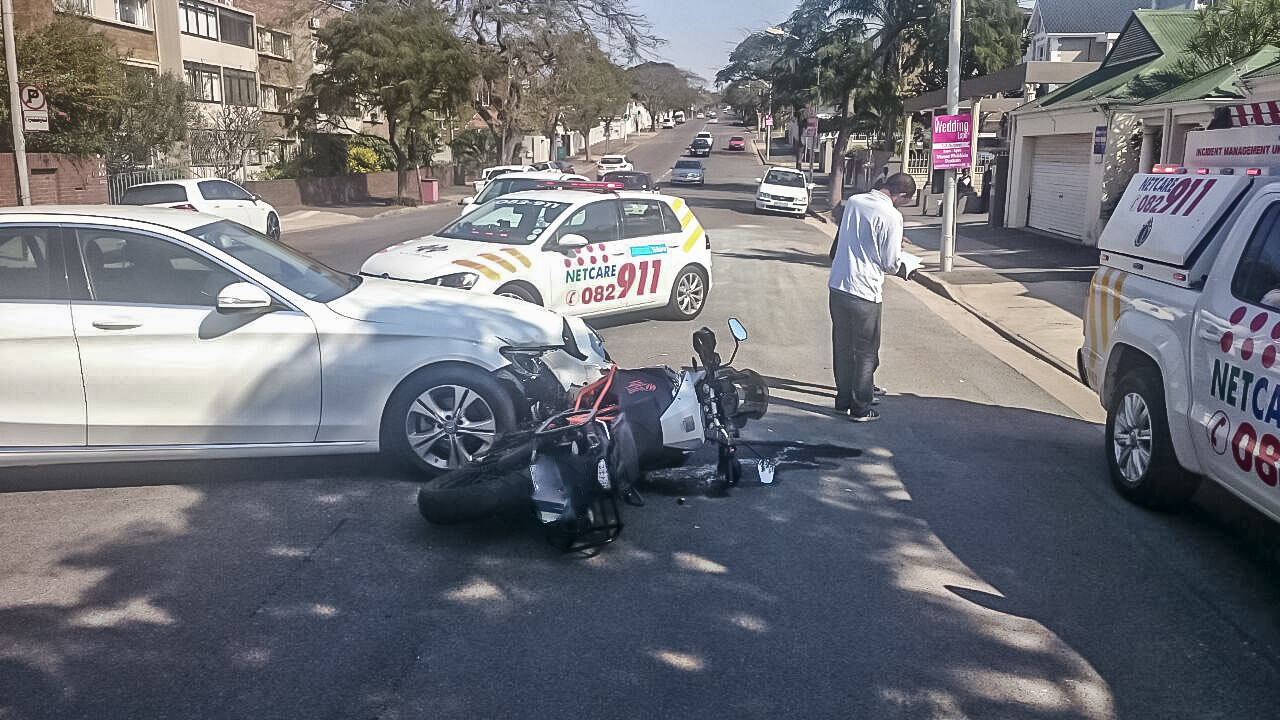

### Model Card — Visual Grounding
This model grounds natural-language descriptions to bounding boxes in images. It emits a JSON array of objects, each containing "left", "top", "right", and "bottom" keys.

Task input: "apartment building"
[{"left": 14, "top": 0, "right": 355, "bottom": 176}]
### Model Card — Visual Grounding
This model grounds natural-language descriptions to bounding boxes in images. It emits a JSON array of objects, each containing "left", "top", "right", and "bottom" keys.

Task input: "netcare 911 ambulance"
[
  {"left": 1081, "top": 101, "right": 1280, "bottom": 521},
  {"left": 361, "top": 180, "right": 713, "bottom": 321}
]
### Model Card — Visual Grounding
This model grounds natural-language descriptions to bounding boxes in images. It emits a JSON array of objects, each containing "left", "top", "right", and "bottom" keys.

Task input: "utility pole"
[
  {"left": 2, "top": 0, "right": 30, "bottom": 205},
  {"left": 939, "top": 0, "right": 962, "bottom": 271}
]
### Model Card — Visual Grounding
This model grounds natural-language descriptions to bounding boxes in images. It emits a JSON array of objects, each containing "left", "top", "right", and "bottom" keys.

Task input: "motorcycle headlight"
[{"left": 424, "top": 271, "right": 479, "bottom": 289}]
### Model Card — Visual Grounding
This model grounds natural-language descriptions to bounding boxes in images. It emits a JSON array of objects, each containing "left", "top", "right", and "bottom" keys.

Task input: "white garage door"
[{"left": 1028, "top": 134, "right": 1091, "bottom": 239}]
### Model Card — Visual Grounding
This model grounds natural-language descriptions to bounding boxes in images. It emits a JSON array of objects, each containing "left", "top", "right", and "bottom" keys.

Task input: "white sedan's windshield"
[
  {"left": 438, "top": 197, "right": 572, "bottom": 245},
  {"left": 189, "top": 220, "right": 356, "bottom": 302},
  {"left": 765, "top": 170, "right": 806, "bottom": 188}
]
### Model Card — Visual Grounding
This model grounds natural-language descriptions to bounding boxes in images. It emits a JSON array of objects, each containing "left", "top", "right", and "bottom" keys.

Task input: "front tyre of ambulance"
[{"left": 1105, "top": 368, "right": 1201, "bottom": 510}]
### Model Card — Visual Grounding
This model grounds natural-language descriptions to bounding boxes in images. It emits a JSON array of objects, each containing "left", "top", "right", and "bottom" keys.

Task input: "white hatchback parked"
[
  {"left": 361, "top": 183, "right": 713, "bottom": 321},
  {"left": 119, "top": 178, "right": 281, "bottom": 240},
  {"left": 0, "top": 206, "right": 608, "bottom": 475}
]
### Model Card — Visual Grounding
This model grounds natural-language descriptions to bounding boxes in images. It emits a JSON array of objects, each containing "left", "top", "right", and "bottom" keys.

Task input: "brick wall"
[{"left": 0, "top": 154, "right": 108, "bottom": 206}]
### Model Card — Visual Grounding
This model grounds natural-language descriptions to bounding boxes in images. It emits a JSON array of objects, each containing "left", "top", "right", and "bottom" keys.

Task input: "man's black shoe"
[{"left": 849, "top": 410, "right": 880, "bottom": 423}]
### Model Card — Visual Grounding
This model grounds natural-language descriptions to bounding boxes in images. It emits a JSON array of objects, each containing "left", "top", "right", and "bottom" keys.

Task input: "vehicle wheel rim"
[
  {"left": 1112, "top": 391, "right": 1153, "bottom": 485},
  {"left": 676, "top": 272, "right": 705, "bottom": 315},
  {"left": 405, "top": 383, "right": 498, "bottom": 470}
]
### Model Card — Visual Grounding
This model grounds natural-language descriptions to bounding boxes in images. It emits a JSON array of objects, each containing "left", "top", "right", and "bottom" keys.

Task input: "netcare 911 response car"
[
  {"left": 1081, "top": 100, "right": 1280, "bottom": 522},
  {"left": 361, "top": 180, "right": 713, "bottom": 320}
]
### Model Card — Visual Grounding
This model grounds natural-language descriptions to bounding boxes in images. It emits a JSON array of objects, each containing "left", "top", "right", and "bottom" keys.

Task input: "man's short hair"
[{"left": 882, "top": 172, "right": 917, "bottom": 198}]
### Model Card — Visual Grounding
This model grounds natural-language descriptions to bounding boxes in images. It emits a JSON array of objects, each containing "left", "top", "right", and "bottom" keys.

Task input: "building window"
[
  {"left": 219, "top": 9, "right": 254, "bottom": 48},
  {"left": 260, "top": 85, "right": 292, "bottom": 113},
  {"left": 116, "top": 0, "right": 149, "bottom": 27},
  {"left": 185, "top": 61, "right": 221, "bottom": 102},
  {"left": 54, "top": 0, "right": 90, "bottom": 14},
  {"left": 181, "top": 0, "right": 253, "bottom": 48},
  {"left": 180, "top": 0, "right": 216, "bottom": 39},
  {"left": 257, "top": 28, "right": 291, "bottom": 57},
  {"left": 223, "top": 68, "right": 257, "bottom": 107}
]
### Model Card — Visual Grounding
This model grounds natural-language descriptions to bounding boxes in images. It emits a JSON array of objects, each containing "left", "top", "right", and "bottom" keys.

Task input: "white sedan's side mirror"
[
  {"left": 217, "top": 282, "right": 273, "bottom": 313},
  {"left": 460, "top": 196, "right": 474, "bottom": 206}
]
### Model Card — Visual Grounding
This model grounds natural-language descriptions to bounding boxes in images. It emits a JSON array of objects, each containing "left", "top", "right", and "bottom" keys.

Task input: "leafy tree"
[
  {"left": 187, "top": 104, "right": 263, "bottom": 180},
  {"left": 736, "top": 0, "right": 1025, "bottom": 204},
  {"left": 101, "top": 69, "right": 189, "bottom": 173},
  {"left": 554, "top": 41, "right": 630, "bottom": 161},
  {"left": 435, "top": 0, "right": 661, "bottom": 164},
  {"left": 1188, "top": 0, "right": 1280, "bottom": 66},
  {"left": 0, "top": 16, "right": 126, "bottom": 155},
  {"left": 303, "top": 1, "right": 476, "bottom": 201},
  {"left": 627, "top": 62, "right": 700, "bottom": 129}
]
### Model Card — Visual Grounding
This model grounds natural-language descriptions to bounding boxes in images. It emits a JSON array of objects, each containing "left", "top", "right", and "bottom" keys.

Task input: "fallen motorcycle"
[{"left": 417, "top": 318, "right": 770, "bottom": 552}]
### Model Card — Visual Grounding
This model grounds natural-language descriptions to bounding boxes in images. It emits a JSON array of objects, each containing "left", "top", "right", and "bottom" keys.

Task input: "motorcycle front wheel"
[{"left": 417, "top": 435, "right": 535, "bottom": 524}]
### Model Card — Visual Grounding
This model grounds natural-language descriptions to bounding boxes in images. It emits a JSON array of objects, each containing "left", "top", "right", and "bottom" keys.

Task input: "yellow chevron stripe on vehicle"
[
  {"left": 1085, "top": 267, "right": 1126, "bottom": 367},
  {"left": 501, "top": 248, "right": 532, "bottom": 268},
  {"left": 479, "top": 252, "right": 517, "bottom": 273},
  {"left": 670, "top": 197, "right": 704, "bottom": 252},
  {"left": 454, "top": 258, "right": 502, "bottom": 281}
]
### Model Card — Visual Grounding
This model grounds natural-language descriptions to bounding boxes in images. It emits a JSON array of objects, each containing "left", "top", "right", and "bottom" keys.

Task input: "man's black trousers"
[{"left": 829, "top": 288, "right": 882, "bottom": 417}]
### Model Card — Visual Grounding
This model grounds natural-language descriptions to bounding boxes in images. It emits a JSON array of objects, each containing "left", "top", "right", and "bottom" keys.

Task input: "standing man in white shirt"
[{"left": 827, "top": 172, "right": 918, "bottom": 422}]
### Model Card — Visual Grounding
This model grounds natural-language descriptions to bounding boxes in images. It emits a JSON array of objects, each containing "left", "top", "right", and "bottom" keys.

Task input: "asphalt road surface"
[{"left": 4, "top": 124, "right": 1280, "bottom": 719}]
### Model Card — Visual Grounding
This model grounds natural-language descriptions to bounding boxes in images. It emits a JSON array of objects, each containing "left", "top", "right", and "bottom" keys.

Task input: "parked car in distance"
[
  {"left": 532, "top": 160, "right": 577, "bottom": 173},
  {"left": 688, "top": 138, "right": 712, "bottom": 157},
  {"left": 0, "top": 205, "right": 609, "bottom": 476},
  {"left": 473, "top": 165, "right": 536, "bottom": 193},
  {"left": 459, "top": 170, "right": 590, "bottom": 215},
  {"left": 727, "top": 136, "right": 746, "bottom": 151},
  {"left": 754, "top": 167, "right": 814, "bottom": 216},
  {"left": 118, "top": 178, "right": 281, "bottom": 240},
  {"left": 595, "top": 155, "right": 634, "bottom": 179},
  {"left": 600, "top": 170, "right": 658, "bottom": 192},
  {"left": 671, "top": 159, "right": 705, "bottom": 185},
  {"left": 660, "top": 118, "right": 676, "bottom": 129}
]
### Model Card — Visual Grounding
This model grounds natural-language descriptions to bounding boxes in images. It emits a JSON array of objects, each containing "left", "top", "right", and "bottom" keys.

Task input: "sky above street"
[
  {"left": 625, "top": 0, "right": 806, "bottom": 86},
  {"left": 624, "top": 0, "right": 1038, "bottom": 87}
]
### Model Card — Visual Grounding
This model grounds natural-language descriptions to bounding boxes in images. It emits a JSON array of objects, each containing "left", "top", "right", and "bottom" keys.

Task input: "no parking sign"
[{"left": 20, "top": 85, "right": 48, "bottom": 132}]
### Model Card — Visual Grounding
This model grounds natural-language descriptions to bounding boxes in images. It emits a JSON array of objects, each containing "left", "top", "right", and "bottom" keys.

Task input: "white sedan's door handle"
[{"left": 92, "top": 320, "right": 143, "bottom": 330}]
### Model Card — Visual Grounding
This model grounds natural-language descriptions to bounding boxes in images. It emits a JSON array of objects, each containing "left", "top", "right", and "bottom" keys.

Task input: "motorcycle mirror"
[{"left": 727, "top": 317, "right": 747, "bottom": 341}]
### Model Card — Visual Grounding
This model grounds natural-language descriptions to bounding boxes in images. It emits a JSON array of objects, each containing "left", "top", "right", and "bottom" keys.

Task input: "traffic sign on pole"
[{"left": 20, "top": 85, "right": 48, "bottom": 132}]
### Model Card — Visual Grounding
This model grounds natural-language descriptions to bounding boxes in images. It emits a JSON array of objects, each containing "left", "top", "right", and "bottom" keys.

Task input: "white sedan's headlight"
[{"left": 424, "top": 271, "right": 479, "bottom": 289}]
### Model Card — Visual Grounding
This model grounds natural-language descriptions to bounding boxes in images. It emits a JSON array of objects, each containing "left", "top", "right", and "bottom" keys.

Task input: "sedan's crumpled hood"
[
  {"left": 360, "top": 236, "right": 537, "bottom": 283},
  {"left": 328, "top": 275, "right": 564, "bottom": 346}
]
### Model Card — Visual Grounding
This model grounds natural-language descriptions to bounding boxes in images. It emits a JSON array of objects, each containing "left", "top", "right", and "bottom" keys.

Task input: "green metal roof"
[
  {"left": 1020, "top": 9, "right": 1205, "bottom": 111},
  {"left": 1137, "top": 46, "right": 1280, "bottom": 105},
  {"left": 1242, "top": 57, "right": 1280, "bottom": 82}
]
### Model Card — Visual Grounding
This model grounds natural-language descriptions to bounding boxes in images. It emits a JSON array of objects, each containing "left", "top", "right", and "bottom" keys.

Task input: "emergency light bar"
[{"left": 533, "top": 180, "right": 625, "bottom": 192}]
